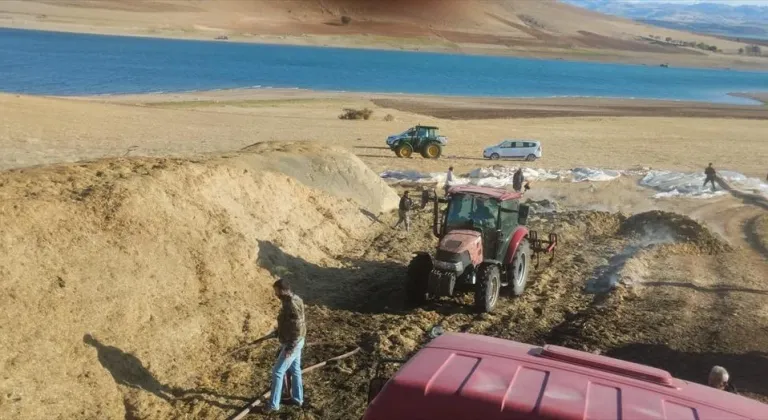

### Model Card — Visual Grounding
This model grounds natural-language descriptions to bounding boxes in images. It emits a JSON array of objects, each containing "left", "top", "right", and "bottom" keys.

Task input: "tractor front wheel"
[
  {"left": 510, "top": 239, "right": 531, "bottom": 296},
  {"left": 474, "top": 264, "right": 501, "bottom": 313},
  {"left": 421, "top": 143, "right": 443, "bottom": 159},
  {"left": 396, "top": 143, "right": 413, "bottom": 158},
  {"left": 406, "top": 254, "right": 432, "bottom": 307}
]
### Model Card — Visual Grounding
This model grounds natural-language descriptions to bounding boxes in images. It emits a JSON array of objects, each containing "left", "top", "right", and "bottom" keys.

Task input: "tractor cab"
[
  {"left": 411, "top": 125, "right": 438, "bottom": 149},
  {"left": 440, "top": 191, "right": 529, "bottom": 261}
]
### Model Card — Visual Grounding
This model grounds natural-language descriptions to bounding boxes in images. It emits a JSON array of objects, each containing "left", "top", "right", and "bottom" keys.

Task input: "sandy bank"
[
  {"left": 0, "top": 143, "right": 397, "bottom": 419},
  {"left": 4, "top": 91, "right": 767, "bottom": 178}
]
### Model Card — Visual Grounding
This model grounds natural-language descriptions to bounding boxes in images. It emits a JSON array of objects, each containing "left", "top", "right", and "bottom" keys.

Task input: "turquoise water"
[{"left": 0, "top": 28, "right": 766, "bottom": 103}]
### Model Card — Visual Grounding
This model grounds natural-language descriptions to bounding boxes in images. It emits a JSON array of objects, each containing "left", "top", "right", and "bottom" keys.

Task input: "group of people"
[
  {"left": 256, "top": 164, "right": 742, "bottom": 414},
  {"left": 392, "top": 166, "right": 530, "bottom": 232}
]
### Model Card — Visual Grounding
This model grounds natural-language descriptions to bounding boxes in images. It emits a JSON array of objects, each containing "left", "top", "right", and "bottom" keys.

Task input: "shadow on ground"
[
  {"left": 717, "top": 177, "right": 768, "bottom": 212},
  {"left": 607, "top": 343, "right": 768, "bottom": 398},
  {"left": 641, "top": 281, "right": 768, "bottom": 297},
  {"left": 256, "top": 240, "right": 407, "bottom": 314},
  {"left": 83, "top": 334, "right": 247, "bottom": 411}
]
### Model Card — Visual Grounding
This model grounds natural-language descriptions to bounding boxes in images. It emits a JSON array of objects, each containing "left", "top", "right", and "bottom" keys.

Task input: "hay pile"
[
  {"left": 0, "top": 144, "right": 396, "bottom": 419},
  {"left": 619, "top": 210, "right": 732, "bottom": 254}
]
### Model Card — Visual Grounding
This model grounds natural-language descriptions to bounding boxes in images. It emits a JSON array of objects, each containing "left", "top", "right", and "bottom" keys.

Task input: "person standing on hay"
[
  {"left": 393, "top": 191, "right": 413, "bottom": 232},
  {"left": 444, "top": 166, "right": 455, "bottom": 196},
  {"left": 513, "top": 168, "right": 525, "bottom": 193},
  {"left": 261, "top": 278, "right": 306, "bottom": 414}
]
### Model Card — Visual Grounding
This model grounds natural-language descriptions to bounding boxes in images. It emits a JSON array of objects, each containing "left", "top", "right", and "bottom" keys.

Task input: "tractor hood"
[{"left": 438, "top": 230, "right": 483, "bottom": 266}]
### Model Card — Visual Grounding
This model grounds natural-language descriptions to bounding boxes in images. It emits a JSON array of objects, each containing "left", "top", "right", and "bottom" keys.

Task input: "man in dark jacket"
[
  {"left": 704, "top": 163, "right": 717, "bottom": 192},
  {"left": 262, "top": 279, "right": 306, "bottom": 414},
  {"left": 513, "top": 168, "right": 524, "bottom": 192},
  {"left": 393, "top": 191, "right": 413, "bottom": 232}
]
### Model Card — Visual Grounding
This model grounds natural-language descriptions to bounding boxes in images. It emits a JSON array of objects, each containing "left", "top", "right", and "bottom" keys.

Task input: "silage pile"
[
  {"left": 619, "top": 210, "right": 732, "bottom": 254},
  {"left": 0, "top": 143, "right": 398, "bottom": 419}
]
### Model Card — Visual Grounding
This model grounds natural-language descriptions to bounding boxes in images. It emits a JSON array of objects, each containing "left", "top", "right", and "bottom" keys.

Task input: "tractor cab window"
[
  {"left": 416, "top": 127, "right": 428, "bottom": 137},
  {"left": 500, "top": 200, "right": 519, "bottom": 235},
  {"left": 445, "top": 194, "right": 500, "bottom": 231}
]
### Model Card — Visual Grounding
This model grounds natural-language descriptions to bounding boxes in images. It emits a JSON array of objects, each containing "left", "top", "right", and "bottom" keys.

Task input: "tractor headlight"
[{"left": 435, "top": 260, "right": 463, "bottom": 272}]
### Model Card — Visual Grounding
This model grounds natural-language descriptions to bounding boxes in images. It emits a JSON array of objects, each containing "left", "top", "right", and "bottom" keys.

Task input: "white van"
[{"left": 483, "top": 140, "right": 542, "bottom": 161}]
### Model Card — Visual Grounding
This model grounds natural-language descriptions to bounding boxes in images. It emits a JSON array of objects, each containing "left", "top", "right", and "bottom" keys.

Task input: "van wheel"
[
  {"left": 525, "top": 154, "right": 536, "bottom": 162},
  {"left": 490, "top": 153, "right": 500, "bottom": 160}
]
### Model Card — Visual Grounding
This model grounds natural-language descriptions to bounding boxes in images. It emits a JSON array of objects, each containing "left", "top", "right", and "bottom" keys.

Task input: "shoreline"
[
  {"left": 65, "top": 88, "right": 768, "bottom": 120},
  {"left": 2, "top": 24, "right": 768, "bottom": 72},
  {"left": 728, "top": 92, "right": 768, "bottom": 105},
  {"left": 21, "top": 83, "right": 768, "bottom": 108}
]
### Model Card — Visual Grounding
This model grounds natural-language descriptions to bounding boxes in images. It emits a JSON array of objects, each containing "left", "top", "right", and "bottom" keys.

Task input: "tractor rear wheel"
[
  {"left": 406, "top": 254, "right": 432, "bottom": 307},
  {"left": 474, "top": 264, "right": 501, "bottom": 313},
  {"left": 421, "top": 143, "right": 443, "bottom": 159},
  {"left": 396, "top": 143, "right": 413, "bottom": 158},
  {"left": 510, "top": 239, "right": 531, "bottom": 296}
]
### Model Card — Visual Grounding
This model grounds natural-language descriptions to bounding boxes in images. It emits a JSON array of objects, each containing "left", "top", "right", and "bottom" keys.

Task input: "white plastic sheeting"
[
  {"left": 381, "top": 166, "right": 768, "bottom": 200},
  {"left": 639, "top": 170, "right": 768, "bottom": 199},
  {"left": 380, "top": 166, "right": 622, "bottom": 188}
]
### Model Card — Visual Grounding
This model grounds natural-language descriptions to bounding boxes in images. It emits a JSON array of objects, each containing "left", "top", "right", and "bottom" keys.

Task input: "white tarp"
[
  {"left": 381, "top": 166, "right": 623, "bottom": 188},
  {"left": 381, "top": 166, "right": 768, "bottom": 200},
  {"left": 640, "top": 170, "right": 768, "bottom": 199}
]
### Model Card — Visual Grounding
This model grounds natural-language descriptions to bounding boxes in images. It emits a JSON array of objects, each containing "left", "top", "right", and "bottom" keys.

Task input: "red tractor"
[{"left": 407, "top": 185, "right": 557, "bottom": 313}]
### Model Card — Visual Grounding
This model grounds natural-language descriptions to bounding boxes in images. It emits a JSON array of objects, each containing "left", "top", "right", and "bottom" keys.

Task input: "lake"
[{"left": 0, "top": 27, "right": 766, "bottom": 103}]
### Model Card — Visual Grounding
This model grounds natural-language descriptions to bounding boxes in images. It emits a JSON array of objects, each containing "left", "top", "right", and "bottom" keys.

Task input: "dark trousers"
[{"left": 704, "top": 176, "right": 716, "bottom": 191}]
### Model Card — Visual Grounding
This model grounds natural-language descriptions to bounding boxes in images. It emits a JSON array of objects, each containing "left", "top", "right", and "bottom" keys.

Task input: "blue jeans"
[{"left": 268, "top": 338, "right": 304, "bottom": 410}]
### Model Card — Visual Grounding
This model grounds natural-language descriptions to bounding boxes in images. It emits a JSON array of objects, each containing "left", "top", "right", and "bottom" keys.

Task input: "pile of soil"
[
  {"left": 619, "top": 210, "right": 732, "bottom": 254},
  {"left": 0, "top": 144, "right": 395, "bottom": 419}
]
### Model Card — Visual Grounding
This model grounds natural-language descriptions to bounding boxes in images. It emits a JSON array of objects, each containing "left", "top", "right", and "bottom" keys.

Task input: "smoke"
[{"left": 585, "top": 226, "right": 676, "bottom": 294}]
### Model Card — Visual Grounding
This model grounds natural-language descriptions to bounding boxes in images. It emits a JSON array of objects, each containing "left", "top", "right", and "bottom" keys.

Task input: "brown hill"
[{"left": 0, "top": 0, "right": 757, "bottom": 66}]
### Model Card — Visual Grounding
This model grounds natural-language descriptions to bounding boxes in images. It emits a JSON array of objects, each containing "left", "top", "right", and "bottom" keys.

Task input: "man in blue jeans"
[{"left": 262, "top": 278, "right": 306, "bottom": 414}]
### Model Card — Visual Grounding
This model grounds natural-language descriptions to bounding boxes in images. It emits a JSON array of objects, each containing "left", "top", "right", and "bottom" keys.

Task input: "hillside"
[
  {"left": 565, "top": 0, "right": 768, "bottom": 41},
  {"left": 0, "top": 0, "right": 764, "bottom": 68}
]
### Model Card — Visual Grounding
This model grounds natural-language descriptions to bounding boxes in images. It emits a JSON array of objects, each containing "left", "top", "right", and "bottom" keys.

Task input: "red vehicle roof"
[
  {"left": 364, "top": 333, "right": 768, "bottom": 420},
  {"left": 449, "top": 185, "right": 522, "bottom": 201}
]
